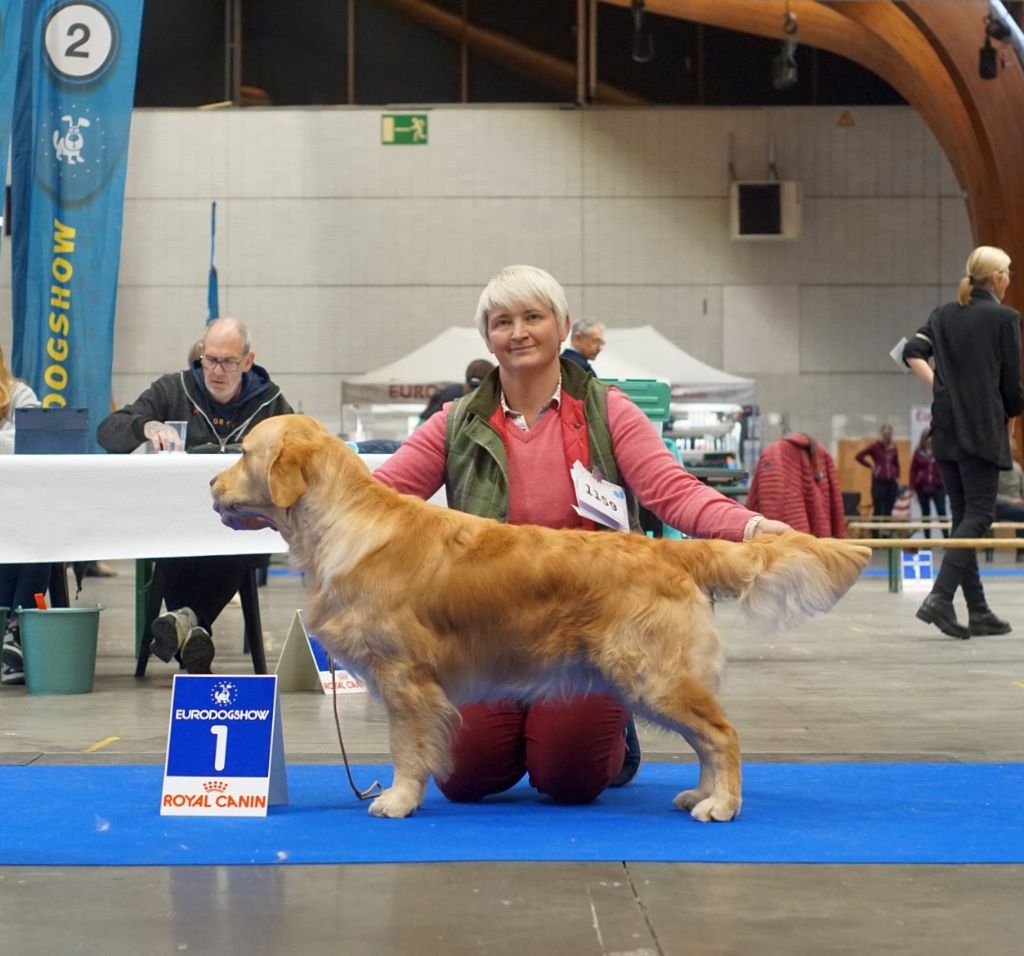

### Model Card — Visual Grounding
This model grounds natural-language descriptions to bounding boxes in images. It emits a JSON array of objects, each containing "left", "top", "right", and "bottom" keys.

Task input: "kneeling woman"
[{"left": 372, "top": 265, "right": 789, "bottom": 804}]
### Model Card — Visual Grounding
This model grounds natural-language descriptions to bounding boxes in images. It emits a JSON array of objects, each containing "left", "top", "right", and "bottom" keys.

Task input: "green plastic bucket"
[{"left": 18, "top": 606, "right": 103, "bottom": 695}]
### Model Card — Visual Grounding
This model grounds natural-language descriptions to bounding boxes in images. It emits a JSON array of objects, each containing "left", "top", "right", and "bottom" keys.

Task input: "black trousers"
[
  {"left": 932, "top": 456, "right": 999, "bottom": 608},
  {"left": 156, "top": 554, "right": 266, "bottom": 633},
  {"left": 870, "top": 478, "right": 900, "bottom": 516}
]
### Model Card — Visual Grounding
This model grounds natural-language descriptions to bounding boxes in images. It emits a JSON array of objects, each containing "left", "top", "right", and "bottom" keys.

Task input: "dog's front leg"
[
  {"left": 649, "top": 679, "right": 742, "bottom": 822},
  {"left": 368, "top": 667, "right": 459, "bottom": 819}
]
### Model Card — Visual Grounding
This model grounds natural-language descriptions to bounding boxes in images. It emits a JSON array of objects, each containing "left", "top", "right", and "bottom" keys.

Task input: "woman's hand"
[{"left": 754, "top": 518, "right": 793, "bottom": 537}]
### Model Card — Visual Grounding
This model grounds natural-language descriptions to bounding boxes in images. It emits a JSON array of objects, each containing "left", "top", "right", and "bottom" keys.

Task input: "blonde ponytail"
[{"left": 957, "top": 276, "right": 973, "bottom": 306}]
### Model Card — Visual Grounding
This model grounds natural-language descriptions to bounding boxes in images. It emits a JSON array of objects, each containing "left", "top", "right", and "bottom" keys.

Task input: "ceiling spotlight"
[
  {"left": 771, "top": 7, "right": 799, "bottom": 90},
  {"left": 979, "top": 35, "right": 999, "bottom": 80},
  {"left": 630, "top": 0, "right": 655, "bottom": 64}
]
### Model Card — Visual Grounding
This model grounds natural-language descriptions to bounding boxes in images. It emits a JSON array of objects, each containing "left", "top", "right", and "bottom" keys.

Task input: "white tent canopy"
[{"left": 341, "top": 326, "right": 755, "bottom": 406}]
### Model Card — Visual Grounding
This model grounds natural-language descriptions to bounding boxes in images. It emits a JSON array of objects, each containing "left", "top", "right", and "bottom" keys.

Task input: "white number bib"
[{"left": 571, "top": 461, "right": 629, "bottom": 533}]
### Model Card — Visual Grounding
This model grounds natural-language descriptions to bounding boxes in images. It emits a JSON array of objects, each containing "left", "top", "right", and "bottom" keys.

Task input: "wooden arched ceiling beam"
[
  {"left": 603, "top": 0, "right": 1024, "bottom": 313},
  {"left": 376, "top": 0, "right": 645, "bottom": 104}
]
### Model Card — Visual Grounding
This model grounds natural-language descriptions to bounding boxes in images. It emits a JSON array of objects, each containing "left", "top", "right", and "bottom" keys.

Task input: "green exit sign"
[{"left": 381, "top": 114, "right": 428, "bottom": 145}]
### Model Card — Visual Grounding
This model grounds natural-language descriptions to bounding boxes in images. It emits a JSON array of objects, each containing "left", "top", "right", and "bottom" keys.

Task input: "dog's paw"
[
  {"left": 672, "top": 787, "right": 710, "bottom": 812},
  {"left": 682, "top": 792, "right": 741, "bottom": 823},
  {"left": 367, "top": 788, "right": 419, "bottom": 818}
]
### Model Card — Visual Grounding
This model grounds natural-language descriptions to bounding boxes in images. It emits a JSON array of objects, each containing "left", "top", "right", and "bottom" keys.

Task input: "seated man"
[{"left": 97, "top": 317, "right": 292, "bottom": 673}]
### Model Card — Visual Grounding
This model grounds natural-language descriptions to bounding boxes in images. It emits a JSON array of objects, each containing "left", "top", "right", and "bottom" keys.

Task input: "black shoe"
[
  {"left": 916, "top": 594, "right": 970, "bottom": 639},
  {"left": 968, "top": 609, "right": 1012, "bottom": 636},
  {"left": 610, "top": 717, "right": 642, "bottom": 787},
  {"left": 180, "top": 627, "right": 215, "bottom": 674}
]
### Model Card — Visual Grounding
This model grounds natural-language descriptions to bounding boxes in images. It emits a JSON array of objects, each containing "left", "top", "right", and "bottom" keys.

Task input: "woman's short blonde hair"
[
  {"left": 474, "top": 265, "right": 570, "bottom": 340},
  {"left": 958, "top": 245, "right": 1011, "bottom": 306}
]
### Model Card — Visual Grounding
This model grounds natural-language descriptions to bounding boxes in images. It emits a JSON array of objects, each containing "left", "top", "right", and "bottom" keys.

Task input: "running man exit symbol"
[{"left": 381, "top": 114, "right": 428, "bottom": 144}]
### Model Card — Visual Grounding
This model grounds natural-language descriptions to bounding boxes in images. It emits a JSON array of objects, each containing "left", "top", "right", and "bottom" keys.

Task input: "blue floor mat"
[{"left": 2, "top": 763, "right": 1022, "bottom": 866}]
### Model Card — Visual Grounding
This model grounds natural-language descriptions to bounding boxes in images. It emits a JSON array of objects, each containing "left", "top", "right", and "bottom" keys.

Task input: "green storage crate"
[{"left": 599, "top": 378, "right": 671, "bottom": 422}]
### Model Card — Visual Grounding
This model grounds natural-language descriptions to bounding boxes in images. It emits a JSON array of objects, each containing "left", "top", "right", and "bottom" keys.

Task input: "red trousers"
[{"left": 438, "top": 694, "right": 628, "bottom": 805}]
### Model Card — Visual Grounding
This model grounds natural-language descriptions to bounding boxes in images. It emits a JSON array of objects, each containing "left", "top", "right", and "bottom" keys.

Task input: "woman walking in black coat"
[{"left": 903, "top": 245, "right": 1023, "bottom": 639}]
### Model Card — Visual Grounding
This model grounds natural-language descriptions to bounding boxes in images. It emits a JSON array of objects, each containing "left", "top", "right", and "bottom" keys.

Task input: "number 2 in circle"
[
  {"left": 210, "top": 724, "right": 228, "bottom": 772},
  {"left": 65, "top": 23, "right": 91, "bottom": 58}
]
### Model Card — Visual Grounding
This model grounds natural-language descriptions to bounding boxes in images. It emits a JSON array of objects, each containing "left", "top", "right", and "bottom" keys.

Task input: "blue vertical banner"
[
  {"left": 10, "top": 0, "right": 144, "bottom": 448},
  {"left": 0, "top": 0, "right": 27, "bottom": 250}
]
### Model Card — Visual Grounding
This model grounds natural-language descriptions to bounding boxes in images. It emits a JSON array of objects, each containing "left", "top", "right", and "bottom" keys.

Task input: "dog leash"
[{"left": 329, "top": 657, "right": 384, "bottom": 801}]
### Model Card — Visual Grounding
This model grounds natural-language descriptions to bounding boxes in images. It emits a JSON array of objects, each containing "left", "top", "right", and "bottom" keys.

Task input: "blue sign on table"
[{"left": 161, "top": 674, "right": 288, "bottom": 817}]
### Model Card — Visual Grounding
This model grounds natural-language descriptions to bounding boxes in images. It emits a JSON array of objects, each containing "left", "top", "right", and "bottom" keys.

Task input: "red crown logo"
[{"left": 202, "top": 780, "right": 229, "bottom": 793}]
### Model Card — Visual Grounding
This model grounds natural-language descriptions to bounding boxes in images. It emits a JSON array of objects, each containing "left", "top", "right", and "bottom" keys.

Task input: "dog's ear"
[{"left": 267, "top": 437, "right": 309, "bottom": 508}]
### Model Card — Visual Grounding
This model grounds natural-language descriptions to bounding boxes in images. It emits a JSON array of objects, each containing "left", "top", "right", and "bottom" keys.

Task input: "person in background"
[
  {"left": 418, "top": 359, "right": 495, "bottom": 424},
  {"left": 855, "top": 423, "right": 901, "bottom": 521},
  {"left": 909, "top": 428, "right": 948, "bottom": 539},
  {"left": 995, "top": 434, "right": 1024, "bottom": 562},
  {"left": 96, "top": 317, "right": 293, "bottom": 673},
  {"left": 372, "top": 264, "right": 791, "bottom": 808},
  {"left": 0, "top": 344, "right": 50, "bottom": 685},
  {"left": 903, "top": 245, "right": 1023, "bottom": 639},
  {"left": 560, "top": 318, "right": 605, "bottom": 375}
]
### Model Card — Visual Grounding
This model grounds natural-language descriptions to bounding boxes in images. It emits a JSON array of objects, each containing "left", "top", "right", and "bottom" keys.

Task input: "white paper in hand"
[{"left": 889, "top": 336, "right": 910, "bottom": 372}]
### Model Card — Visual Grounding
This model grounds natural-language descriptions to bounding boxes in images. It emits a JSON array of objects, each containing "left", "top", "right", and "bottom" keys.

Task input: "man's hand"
[{"left": 143, "top": 420, "right": 181, "bottom": 452}]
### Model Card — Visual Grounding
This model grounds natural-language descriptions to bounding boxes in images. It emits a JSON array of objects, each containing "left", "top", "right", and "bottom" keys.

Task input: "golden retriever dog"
[{"left": 211, "top": 414, "right": 870, "bottom": 822}]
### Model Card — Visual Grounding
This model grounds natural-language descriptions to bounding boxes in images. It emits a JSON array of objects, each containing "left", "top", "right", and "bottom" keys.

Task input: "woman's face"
[{"left": 484, "top": 298, "right": 569, "bottom": 374}]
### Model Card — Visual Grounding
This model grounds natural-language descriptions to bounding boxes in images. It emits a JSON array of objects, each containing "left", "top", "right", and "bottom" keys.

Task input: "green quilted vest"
[{"left": 443, "top": 357, "right": 641, "bottom": 532}]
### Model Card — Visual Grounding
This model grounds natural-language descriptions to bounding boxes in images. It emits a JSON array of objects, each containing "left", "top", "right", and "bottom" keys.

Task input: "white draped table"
[
  {"left": 0, "top": 452, "right": 408, "bottom": 563},
  {"left": 0, "top": 453, "right": 287, "bottom": 563}
]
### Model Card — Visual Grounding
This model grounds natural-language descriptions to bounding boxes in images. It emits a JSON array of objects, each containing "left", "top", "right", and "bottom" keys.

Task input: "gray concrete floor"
[{"left": 2, "top": 554, "right": 1024, "bottom": 955}]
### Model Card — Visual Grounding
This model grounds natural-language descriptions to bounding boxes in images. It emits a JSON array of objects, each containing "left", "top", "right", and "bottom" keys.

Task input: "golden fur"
[{"left": 211, "top": 415, "right": 870, "bottom": 821}]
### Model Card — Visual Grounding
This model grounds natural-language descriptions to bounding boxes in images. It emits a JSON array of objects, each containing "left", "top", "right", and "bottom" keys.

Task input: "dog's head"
[{"left": 211, "top": 414, "right": 333, "bottom": 529}]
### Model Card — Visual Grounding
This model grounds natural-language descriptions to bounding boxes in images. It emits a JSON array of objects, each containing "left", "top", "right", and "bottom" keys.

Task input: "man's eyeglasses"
[{"left": 200, "top": 355, "right": 243, "bottom": 372}]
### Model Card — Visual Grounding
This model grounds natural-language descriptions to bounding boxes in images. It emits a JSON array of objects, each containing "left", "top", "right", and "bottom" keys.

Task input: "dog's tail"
[{"left": 683, "top": 531, "right": 870, "bottom": 631}]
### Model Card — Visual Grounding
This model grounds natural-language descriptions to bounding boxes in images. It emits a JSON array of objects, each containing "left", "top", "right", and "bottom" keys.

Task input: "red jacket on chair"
[{"left": 747, "top": 433, "right": 846, "bottom": 538}]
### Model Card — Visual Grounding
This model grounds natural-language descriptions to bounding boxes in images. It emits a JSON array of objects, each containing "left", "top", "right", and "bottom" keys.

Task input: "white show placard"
[
  {"left": 275, "top": 609, "right": 368, "bottom": 695},
  {"left": 161, "top": 674, "right": 288, "bottom": 817}
]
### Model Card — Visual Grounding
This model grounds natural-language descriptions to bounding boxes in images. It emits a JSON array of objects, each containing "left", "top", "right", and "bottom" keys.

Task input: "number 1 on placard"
[{"left": 210, "top": 724, "right": 228, "bottom": 771}]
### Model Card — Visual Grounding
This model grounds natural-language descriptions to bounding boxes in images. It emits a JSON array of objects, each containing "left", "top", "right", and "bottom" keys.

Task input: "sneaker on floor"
[
  {"left": 84, "top": 561, "right": 118, "bottom": 577},
  {"left": 1, "top": 641, "right": 25, "bottom": 685},
  {"left": 180, "top": 626, "right": 215, "bottom": 674},
  {"left": 150, "top": 607, "right": 199, "bottom": 663}
]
